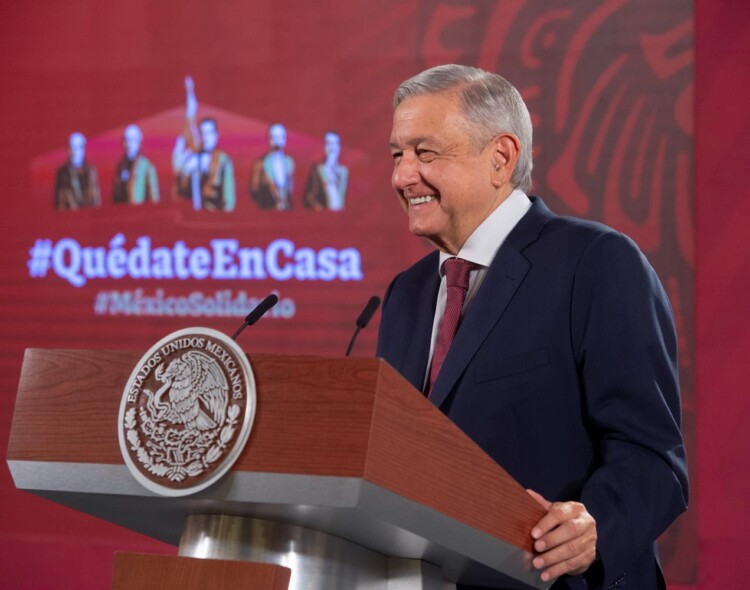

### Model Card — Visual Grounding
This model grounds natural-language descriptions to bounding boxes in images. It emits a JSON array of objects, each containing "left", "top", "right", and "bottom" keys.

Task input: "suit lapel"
[
  {"left": 400, "top": 256, "right": 441, "bottom": 391},
  {"left": 428, "top": 198, "right": 554, "bottom": 408}
]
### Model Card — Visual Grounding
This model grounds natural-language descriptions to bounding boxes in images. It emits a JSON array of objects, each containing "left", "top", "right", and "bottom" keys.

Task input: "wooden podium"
[{"left": 7, "top": 348, "right": 550, "bottom": 589}]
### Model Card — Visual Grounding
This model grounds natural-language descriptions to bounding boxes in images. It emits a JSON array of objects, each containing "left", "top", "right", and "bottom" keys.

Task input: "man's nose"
[{"left": 392, "top": 153, "right": 420, "bottom": 191}]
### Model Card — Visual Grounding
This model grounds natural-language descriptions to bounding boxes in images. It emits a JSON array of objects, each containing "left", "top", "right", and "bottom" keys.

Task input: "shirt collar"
[{"left": 438, "top": 188, "right": 532, "bottom": 275}]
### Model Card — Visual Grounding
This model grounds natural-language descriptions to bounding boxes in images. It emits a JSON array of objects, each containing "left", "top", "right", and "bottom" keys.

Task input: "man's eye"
[
  {"left": 417, "top": 149, "right": 435, "bottom": 161},
  {"left": 391, "top": 152, "right": 402, "bottom": 162}
]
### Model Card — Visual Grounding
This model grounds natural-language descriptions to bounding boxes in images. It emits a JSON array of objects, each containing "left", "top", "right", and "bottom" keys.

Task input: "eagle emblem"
[
  {"left": 118, "top": 328, "right": 256, "bottom": 496},
  {"left": 145, "top": 351, "right": 228, "bottom": 432}
]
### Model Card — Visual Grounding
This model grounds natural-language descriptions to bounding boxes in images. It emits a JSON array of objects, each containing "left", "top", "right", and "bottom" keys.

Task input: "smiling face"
[{"left": 389, "top": 91, "right": 516, "bottom": 254}]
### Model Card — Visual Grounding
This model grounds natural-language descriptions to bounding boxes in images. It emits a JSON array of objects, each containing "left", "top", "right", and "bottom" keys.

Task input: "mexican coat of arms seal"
[{"left": 118, "top": 327, "right": 256, "bottom": 496}]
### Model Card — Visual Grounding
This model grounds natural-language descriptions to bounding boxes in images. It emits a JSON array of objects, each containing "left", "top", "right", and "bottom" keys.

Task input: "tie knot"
[{"left": 443, "top": 258, "right": 475, "bottom": 290}]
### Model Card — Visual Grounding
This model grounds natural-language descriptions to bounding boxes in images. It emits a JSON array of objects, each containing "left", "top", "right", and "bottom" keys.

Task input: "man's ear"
[{"left": 490, "top": 133, "right": 521, "bottom": 189}]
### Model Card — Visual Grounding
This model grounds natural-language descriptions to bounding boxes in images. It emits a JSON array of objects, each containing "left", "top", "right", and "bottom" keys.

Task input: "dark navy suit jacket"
[{"left": 376, "top": 198, "right": 688, "bottom": 590}]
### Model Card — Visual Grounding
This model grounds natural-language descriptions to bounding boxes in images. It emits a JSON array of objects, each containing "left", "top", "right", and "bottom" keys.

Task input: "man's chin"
[
  {"left": 407, "top": 210, "right": 439, "bottom": 238},
  {"left": 407, "top": 225, "right": 440, "bottom": 248}
]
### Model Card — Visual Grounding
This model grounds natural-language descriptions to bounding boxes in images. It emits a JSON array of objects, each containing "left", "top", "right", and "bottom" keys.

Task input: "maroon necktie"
[{"left": 427, "top": 257, "right": 475, "bottom": 396}]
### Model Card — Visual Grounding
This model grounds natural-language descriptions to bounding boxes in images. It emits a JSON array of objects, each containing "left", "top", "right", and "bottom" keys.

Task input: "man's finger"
[
  {"left": 532, "top": 500, "right": 581, "bottom": 540},
  {"left": 533, "top": 535, "right": 597, "bottom": 580},
  {"left": 526, "top": 488, "right": 551, "bottom": 509}
]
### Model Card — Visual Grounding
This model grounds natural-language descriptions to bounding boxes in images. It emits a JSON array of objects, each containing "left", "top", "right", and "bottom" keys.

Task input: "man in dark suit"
[{"left": 377, "top": 64, "right": 688, "bottom": 589}]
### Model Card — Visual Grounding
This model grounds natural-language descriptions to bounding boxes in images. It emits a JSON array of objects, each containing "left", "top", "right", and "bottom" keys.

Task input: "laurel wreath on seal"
[{"left": 124, "top": 404, "right": 241, "bottom": 483}]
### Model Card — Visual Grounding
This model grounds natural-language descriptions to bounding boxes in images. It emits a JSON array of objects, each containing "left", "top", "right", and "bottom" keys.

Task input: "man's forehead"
[{"left": 390, "top": 96, "right": 465, "bottom": 148}]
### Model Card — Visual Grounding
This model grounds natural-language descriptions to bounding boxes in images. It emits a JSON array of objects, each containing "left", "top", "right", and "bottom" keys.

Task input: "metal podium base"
[{"left": 179, "top": 514, "right": 456, "bottom": 590}]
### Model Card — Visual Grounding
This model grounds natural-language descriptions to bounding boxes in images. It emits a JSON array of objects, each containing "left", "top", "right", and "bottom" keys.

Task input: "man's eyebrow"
[{"left": 389, "top": 136, "right": 431, "bottom": 150}]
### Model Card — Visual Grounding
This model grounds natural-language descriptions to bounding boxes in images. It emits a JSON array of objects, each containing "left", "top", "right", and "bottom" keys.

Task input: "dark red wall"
[{"left": 688, "top": 0, "right": 750, "bottom": 588}]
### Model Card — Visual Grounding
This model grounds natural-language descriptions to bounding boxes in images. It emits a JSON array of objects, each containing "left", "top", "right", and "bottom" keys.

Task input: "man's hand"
[{"left": 527, "top": 489, "right": 598, "bottom": 583}]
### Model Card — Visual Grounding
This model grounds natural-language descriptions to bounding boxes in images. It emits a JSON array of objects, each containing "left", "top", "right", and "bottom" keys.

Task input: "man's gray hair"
[{"left": 394, "top": 64, "right": 533, "bottom": 192}]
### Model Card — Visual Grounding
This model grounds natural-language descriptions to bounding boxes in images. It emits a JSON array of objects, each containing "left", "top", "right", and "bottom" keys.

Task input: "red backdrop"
[{"left": 1, "top": 0, "right": 745, "bottom": 587}]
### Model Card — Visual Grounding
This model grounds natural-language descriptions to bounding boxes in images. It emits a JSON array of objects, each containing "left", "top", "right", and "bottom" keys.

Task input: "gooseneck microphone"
[
  {"left": 345, "top": 296, "right": 381, "bottom": 356},
  {"left": 231, "top": 294, "right": 279, "bottom": 340}
]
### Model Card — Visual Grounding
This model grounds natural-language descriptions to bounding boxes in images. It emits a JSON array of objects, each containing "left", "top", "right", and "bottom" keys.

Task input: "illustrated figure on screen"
[
  {"left": 303, "top": 131, "right": 348, "bottom": 211},
  {"left": 250, "top": 123, "right": 295, "bottom": 210},
  {"left": 172, "top": 76, "right": 236, "bottom": 212},
  {"left": 113, "top": 124, "right": 160, "bottom": 205},
  {"left": 54, "top": 132, "right": 101, "bottom": 210}
]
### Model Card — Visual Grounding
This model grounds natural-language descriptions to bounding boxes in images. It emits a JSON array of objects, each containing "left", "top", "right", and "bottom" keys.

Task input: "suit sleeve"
[
  {"left": 222, "top": 158, "right": 236, "bottom": 212},
  {"left": 571, "top": 231, "right": 688, "bottom": 587},
  {"left": 148, "top": 162, "right": 160, "bottom": 203},
  {"left": 375, "top": 272, "right": 400, "bottom": 359},
  {"left": 303, "top": 165, "right": 323, "bottom": 210},
  {"left": 89, "top": 166, "right": 101, "bottom": 207}
]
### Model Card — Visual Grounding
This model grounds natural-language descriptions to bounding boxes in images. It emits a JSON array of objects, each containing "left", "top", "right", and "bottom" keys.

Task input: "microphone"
[
  {"left": 231, "top": 294, "right": 279, "bottom": 340},
  {"left": 345, "top": 296, "right": 381, "bottom": 356}
]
